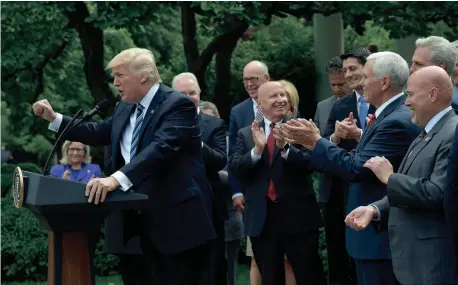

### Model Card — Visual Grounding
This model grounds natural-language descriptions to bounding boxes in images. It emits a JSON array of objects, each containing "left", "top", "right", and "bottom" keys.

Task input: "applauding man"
[
  {"left": 280, "top": 52, "right": 420, "bottom": 285},
  {"left": 346, "top": 66, "right": 458, "bottom": 285},
  {"left": 229, "top": 81, "right": 324, "bottom": 285}
]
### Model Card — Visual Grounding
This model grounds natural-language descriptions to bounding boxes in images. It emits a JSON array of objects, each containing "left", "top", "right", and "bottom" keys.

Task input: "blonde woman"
[
  {"left": 50, "top": 140, "right": 102, "bottom": 183},
  {"left": 278, "top": 80, "right": 300, "bottom": 118}
]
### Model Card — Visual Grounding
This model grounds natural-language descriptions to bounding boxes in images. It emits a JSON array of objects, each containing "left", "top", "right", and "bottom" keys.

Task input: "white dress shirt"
[{"left": 49, "top": 83, "right": 160, "bottom": 191}]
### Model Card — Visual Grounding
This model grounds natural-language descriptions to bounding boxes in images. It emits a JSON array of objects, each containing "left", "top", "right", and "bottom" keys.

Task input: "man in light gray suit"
[
  {"left": 314, "top": 56, "right": 351, "bottom": 134},
  {"left": 345, "top": 66, "right": 458, "bottom": 285}
]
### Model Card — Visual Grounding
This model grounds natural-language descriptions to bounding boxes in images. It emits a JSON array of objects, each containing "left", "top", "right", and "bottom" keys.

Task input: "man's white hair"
[
  {"left": 172, "top": 72, "right": 200, "bottom": 90},
  {"left": 367, "top": 52, "right": 410, "bottom": 90},
  {"left": 106, "top": 48, "right": 162, "bottom": 83},
  {"left": 415, "top": 36, "right": 458, "bottom": 76}
]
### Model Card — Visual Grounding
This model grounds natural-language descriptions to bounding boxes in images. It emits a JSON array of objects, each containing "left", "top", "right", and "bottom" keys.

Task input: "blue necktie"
[
  {"left": 130, "top": 104, "right": 145, "bottom": 161},
  {"left": 359, "top": 96, "right": 369, "bottom": 131}
]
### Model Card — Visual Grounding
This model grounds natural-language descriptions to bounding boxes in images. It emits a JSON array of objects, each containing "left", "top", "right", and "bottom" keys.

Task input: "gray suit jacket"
[
  {"left": 314, "top": 96, "right": 338, "bottom": 203},
  {"left": 373, "top": 110, "right": 458, "bottom": 285},
  {"left": 314, "top": 96, "right": 338, "bottom": 136}
]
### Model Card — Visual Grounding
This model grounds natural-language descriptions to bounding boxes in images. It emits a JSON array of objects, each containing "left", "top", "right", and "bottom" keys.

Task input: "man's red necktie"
[
  {"left": 267, "top": 123, "right": 277, "bottom": 201},
  {"left": 367, "top": 114, "right": 376, "bottom": 128}
]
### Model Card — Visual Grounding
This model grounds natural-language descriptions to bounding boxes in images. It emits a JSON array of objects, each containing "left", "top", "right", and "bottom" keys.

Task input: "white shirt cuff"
[
  {"left": 111, "top": 171, "right": 133, "bottom": 192},
  {"left": 250, "top": 148, "right": 262, "bottom": 163},
  {"left": 232, "top": 193, "right": 244, "bottom": 200},
  {"left": 357, "top": 129, "right": 363, "bottom": 142},
  {"left": 48, "top": 113, "right": 63, "bottom": 132},
  {"left": 201, "top": 141, "right": 204, "bottom": 147},
  {"left": 330, "top": 133, "right": 341, "bottom": 144},
  {"left": 370, "top": 204, "right": 382, "bottom": 221},
  {"left": 280, "top": 147, "right": 290, "bottom": 159}
]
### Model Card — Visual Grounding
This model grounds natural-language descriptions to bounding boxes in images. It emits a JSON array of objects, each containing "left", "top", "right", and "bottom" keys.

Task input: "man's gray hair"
[
  {"left": 199, "top": 101, "right": 219, "bottom": 117},
  {"left": 367, "top": 52, "right": 410, "bottom": 90},
  {"left": 415, "top": 36, "right": 458, "bottom": 76},
  {"left": 172, "top": 72, "right": 200, "bottom": 90}
]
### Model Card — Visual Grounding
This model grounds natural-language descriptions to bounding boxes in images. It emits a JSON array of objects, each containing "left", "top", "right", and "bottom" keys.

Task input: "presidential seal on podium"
[{"left": 12, "top": 166, "right": 24, "bottom": 208}]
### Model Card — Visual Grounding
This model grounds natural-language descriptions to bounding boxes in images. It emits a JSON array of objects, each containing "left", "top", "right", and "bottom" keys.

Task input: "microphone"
[
  {"left": 80, "top": 99, "right": 111, "bottom": 122},
  {"left": 42, "top": 98, "right": 114, "bottom": 176}
]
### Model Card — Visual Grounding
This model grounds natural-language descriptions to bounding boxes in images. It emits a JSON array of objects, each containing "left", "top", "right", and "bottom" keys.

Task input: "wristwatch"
[{"left": 280, "top": 143, "right": 290, "bottom": 152}]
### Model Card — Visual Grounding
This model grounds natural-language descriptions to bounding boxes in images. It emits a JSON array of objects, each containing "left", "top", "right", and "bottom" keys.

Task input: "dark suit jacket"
[
  {"left": 229, "top": 122, "right": 322, "bottom": 237},
  {"left": 58, "top": 84, "right": 216, "bottom": 255},
  {"left": 199, "top": 112, "right": 229, "bottom": 221},
  {"left": 319, "top": 91, "right": 376, "bottom": 203},
  {"left": 311, "top": 94, "right": 420, "bottom": 259},
  {"left": 50, "top": 163, "right": 102, "bottom": 183},
  {"left": 228, "top": 98, "right": 256, "bottom": 196},
  {"left": 445, "top": 124, "right": 458, "bottom": 239}
]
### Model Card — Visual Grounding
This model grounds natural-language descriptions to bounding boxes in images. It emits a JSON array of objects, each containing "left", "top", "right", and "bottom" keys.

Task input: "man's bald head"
[
  {"left": 406, "top": 66, "right": 454, "bottom": 127},
  {"left": 243, "top": 60, "right": 270, "bottom": 99},
  {"left": 257, "top": 81, "right": 288, "bottom": 122}
]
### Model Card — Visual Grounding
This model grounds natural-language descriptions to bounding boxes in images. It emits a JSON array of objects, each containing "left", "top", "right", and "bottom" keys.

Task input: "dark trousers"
[
  {"left": 140, "top": 235, "right": 213, "bottom": 285},
  {"left": 354, "top": 259, "right": 398, "bottom": 285},
  {"left": 251, "top": 200, "right": 325, "bottom": 285},
  {"left": 118, "top": 254, "right": 153, "bottom": 285},
  {"left": 205, "top": 216, "right": 228, "bottom": 285},
  {"left": 225, "top": 239, "right": 241, "bottom": 285},
  {"left": 322, "top": 194, "right": 357, "bottom": 285}
]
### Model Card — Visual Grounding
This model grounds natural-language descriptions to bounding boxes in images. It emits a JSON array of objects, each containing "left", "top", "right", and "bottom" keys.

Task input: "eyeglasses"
[
  {"left": 68, "top": 148, "right": 84, "bottom": 153},
  {"left": 243, "top": 75, "right": 266, "bottom": 84}
]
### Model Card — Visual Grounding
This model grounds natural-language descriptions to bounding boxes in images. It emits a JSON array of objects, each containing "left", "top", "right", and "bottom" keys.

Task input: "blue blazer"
[
  {"left": 50, "top": 163, "right": 102, "bottom": 183},
  {"left": 311, "top": 94, "right": 420, "bottom": 260},
  {"left": 56, "top": 83, "right": 216, "bottom": 255}
]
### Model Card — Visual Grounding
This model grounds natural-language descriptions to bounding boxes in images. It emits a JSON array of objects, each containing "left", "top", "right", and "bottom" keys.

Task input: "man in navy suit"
[
  {"left": 319, "top": 50, "right": 374, "bottom": 285},
  {"left": 173, "top": 72, "right": 228, "bottom": 285},
  {"left": 281, "top": 52, "right": 420, "bottom": 285},
  {"left": 229, "top": 81, "right": 324, "bottom": 285},
  {"left": 33, "top": 48, "right": 216, "bottom": 285},
  {"left": 445, "top": 124, "right": 458, "bottom": 259}
]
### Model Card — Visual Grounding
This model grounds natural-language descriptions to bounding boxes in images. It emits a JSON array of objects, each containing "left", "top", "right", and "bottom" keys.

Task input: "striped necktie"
[
  {"left": 130, "top": 104, "right": 145, "bottom": 161},
  {"left": 255, "top": 107, "right": 264, "bottom": 122}
]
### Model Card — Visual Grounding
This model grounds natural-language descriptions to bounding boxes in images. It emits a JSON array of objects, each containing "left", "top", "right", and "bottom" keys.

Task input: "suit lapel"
[
  {"left": 76, "top": 164, "right": 88, "bottom": 181},
  {"left": 401, "top": 110, "right": 456, "bottom": 173},
  {"left": 358, "top": 94, "right": 406, "bottom": 148},
  {"left": 198, "top": 113, "right": 208, "bottom": 139},
  {"left": 349, "top": 92, "right": 361, "bottom": 128},
  {"left": 137, "top": 87, "right": 165, "bottom": 142}
]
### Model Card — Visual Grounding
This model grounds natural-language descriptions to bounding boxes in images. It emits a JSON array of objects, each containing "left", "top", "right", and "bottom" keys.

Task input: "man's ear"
[{"left": 140, "top": 75, "right": 147, "bottom": 83}]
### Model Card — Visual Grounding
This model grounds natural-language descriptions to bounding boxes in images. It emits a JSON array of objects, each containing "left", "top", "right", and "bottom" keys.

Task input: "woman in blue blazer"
[{"left": 50, "top": 140, "right": 102, "bottom": 183}]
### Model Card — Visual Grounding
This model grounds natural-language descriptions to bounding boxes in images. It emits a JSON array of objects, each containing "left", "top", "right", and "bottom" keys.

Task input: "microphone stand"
[{"left": 42, "top": 109, "right": 84, "bottom": 176}]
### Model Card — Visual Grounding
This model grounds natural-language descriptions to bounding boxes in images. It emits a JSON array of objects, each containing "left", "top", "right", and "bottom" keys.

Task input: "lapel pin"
[
  {"left": 87, "top": 170, "right": 90, "bottom": 173},
  {"left": 425, "top": 137, "right": 431, "bottom": 142}
]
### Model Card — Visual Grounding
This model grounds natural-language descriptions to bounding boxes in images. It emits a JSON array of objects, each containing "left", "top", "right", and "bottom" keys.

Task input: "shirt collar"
[
  {"left": 375, "top": 92, "right": 404, "bottom": 118},
  {"left": 424, "top": 106, "right": 453, "bottom": 133},
  {"left": 355, "top": 90, "right": 362, "bottom": 102},
  {"left": 263, "top": 116, "right": 283, "bottom": 128},
  {"left": 252, "top": 98, "right": 258, "bottom": 110},
  {"left": 138, "top": 83, "right": 160, "bottom": 110}
]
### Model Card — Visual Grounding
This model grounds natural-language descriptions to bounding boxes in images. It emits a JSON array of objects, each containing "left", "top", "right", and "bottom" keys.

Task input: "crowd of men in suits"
[{"left": 32, "top": 35, "right": 458, "bottom": 285}]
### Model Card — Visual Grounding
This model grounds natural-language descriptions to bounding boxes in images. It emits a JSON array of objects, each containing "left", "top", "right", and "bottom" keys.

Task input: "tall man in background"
[{"left": 33, "top": 48, "right": 216, "bottom": 285}]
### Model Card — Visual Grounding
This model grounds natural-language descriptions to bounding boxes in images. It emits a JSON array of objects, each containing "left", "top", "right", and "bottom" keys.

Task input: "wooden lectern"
[{"left": 11, "top": 167, "right": 149, "bottom": 285}]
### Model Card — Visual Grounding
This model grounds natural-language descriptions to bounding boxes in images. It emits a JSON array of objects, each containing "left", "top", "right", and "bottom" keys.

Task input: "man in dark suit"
[
  {"left": 281, "top": 52, "right": 420, "bottom": 285},
  {"left": 315, "top": 54, "right": 367, "bottom": 285},
  {"left": 33, "top": 48, "right": 216, "bottom": 285},
  {"left": 173, "top": 72, "right": 228, "bottom": 285},
  {"left": 445, "top": 124, "right": 458, "bottom": 267},
  {"left": 229, "top": 81, "right": 325, "bottom": 285},
  {"left": 346, "top": 66, "right": 458, "bottom": 285}
]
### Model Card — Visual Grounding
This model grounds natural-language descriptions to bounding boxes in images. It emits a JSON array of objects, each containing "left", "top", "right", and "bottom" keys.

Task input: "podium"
[{"left": 11, "top": 167, "right": 149, "bottom": 285}]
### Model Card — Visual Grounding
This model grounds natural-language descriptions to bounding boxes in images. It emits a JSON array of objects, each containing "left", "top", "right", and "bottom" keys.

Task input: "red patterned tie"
[
  {"left": 367, "top": 114, "right": 376, "bottom": 128},
  {"left": 267, "top": 123, "right": 277, "bottom": 201}
]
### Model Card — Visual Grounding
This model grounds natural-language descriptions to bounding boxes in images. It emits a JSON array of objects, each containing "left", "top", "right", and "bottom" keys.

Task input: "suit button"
[{"left": 137, "top": 210, "right": 142, "bottom": 215}]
